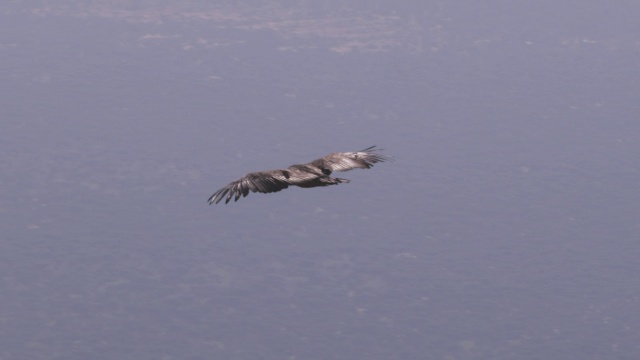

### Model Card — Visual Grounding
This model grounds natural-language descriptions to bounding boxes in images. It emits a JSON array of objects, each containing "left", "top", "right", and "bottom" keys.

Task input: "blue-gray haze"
[{"left": 2, "top": 1, "right": 639, "bottom": 359}]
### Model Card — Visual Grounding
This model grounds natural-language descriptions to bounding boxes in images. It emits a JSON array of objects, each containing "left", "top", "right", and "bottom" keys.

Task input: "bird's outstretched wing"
[
  {"left": 308, "top": 146, "right": 392, "bottom": 173},
  {"left": 207, "top": 170, "right": 292, "bottom": 204}
]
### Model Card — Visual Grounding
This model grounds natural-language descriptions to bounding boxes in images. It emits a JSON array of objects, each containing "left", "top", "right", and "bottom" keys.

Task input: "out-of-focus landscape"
[{"left": 2, "top": 1, "right": 640, "bottom": 359}]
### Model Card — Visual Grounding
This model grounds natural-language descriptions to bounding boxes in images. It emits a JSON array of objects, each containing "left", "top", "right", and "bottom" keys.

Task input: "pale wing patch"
[{"left": 317, "top": 146, "right": 392, "bottom": 172}]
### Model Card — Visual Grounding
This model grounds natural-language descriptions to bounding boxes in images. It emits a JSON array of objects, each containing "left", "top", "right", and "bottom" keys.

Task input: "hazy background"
[{"left": 2, "top": 1, "right": 639, "bottom": 359}]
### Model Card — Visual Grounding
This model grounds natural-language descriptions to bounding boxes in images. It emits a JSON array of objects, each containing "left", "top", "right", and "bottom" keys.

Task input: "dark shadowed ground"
[{"left": 2, "top": 1, "right": 640, "bottom": 359}]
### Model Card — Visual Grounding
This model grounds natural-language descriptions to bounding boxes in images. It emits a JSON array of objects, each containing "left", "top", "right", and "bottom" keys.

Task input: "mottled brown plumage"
[{"left": 207, "top": 146, "right": 391, "bottom": 204}]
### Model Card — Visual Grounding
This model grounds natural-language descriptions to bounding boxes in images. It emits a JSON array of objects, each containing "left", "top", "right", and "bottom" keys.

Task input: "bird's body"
[{"left": 207, "top": 146, "right": 390, "bottom": 204}]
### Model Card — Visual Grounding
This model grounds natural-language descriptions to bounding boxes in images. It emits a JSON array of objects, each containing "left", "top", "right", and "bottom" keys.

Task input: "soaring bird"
[{"left": 207, "top": 146, "right": 391, "bottom": 204}]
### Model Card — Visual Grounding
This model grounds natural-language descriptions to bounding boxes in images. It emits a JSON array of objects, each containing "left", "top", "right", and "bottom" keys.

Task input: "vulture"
[{"left": 208, "top": 146, "right": 391, "bottom": 204}]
